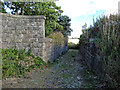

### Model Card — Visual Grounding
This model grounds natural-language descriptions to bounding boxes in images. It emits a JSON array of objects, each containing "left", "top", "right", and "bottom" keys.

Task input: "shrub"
[
  {"left": 47, "top": 32, "right": 66, "bottom": 45},
  {"left": 79, "top": 14, "right": 120, "bottom": 87},
  {"left": 2, "top": 48, "right": 46, "bottom": 79}
]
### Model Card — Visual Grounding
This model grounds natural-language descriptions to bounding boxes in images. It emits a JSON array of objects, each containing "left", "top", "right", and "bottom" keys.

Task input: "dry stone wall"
[
  {"left": 43, "top": 38, "right": 68, "bottom": 61},
  {"left": 0, "top": 13, "right": 68, "bottom": 62}
]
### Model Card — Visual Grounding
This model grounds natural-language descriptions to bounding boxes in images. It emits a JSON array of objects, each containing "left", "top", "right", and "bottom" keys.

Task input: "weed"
[{"left": 2, "top": 48, "right": 46, "bottom": 79}]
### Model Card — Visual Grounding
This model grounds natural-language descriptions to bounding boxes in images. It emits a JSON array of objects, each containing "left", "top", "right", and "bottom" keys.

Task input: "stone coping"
[{"left": 0, "top": 13, "right": 46, "bottom": 19}]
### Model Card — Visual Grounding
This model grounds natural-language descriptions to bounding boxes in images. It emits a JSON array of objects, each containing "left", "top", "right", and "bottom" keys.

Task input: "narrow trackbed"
[{"left": 2, "top": 49, "right": 102, "bottom": 88}]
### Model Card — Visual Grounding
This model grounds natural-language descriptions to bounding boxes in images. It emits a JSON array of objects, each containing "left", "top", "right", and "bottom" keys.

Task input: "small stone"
[
  {"left": 35, "top": 83, "right": 38, "bottom": 85},
  {"left": 93, "top": 76, "right": 97, "bottom": 79},
  {"left": 31, "top": 80, "right": 34, "bottom": 82},
  {"left": 71, "top": 77, "right": 74, "bottom": 79},
  {"left": 78, "top": 81, "right": 81, "bottom": 84},
  {"left": 72, "top": 85, "right": 75, "bottom": 88},
  {"left": 77, "top": 76, "right": 80, "bottom": 80}
]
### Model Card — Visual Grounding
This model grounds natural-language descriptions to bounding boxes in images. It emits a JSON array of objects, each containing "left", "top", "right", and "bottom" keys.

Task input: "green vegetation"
[
  {"left": 61, "top": 73, "right": 70, "bottom": 79},
  {"left": 57, "top": 15, "right": 73, "bottom": 36},
  {"left": 79, "top": 14, "right": 120, "bottom": 87},
  {"left": 2, "top": 48, "right": 46, "bottom": 79},
  {"left": 0, "top": 1, "right": 6, "bottom": 13},
  {"left": 47, "top": 32, "right": 68, "bottom": 45},
  {"left": 68, "top": 42, "right": 79, "bottom": 49}
]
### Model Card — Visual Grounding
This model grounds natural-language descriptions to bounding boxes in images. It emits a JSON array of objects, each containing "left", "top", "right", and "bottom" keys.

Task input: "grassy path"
[{"left": 2, "top": 49, "right": 103, "bottom": 88}]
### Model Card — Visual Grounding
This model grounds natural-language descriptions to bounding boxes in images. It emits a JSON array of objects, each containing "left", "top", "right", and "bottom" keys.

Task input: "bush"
[
  {"left": 2, "top": 48, "right": 46, "bottom": 79},
  {"left": 47, "top": 32, "right": 65, "bottom": 45}
]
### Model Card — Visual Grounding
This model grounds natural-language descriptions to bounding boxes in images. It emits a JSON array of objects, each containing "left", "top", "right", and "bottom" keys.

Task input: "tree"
[
  {"left": 0, "top": 1, "right": 6, "bottom": 13},
  {"left": 82, "top": 23, "right": 87, "bottom": 34},
  {"left": 57, "top": 15, "right": 73, "bottom": 36},
  {"left": 3, "top": 1, "right": 64, "bottom": 36}
]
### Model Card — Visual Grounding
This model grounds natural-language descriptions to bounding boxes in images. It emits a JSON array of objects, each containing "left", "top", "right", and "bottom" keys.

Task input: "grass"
[{"left": 61, "top": 73, "right": 70, "bottom": 79}]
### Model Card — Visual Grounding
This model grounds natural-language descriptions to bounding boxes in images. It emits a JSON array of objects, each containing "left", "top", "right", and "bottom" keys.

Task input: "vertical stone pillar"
[
  {"left": 41, "top": 16, "right": 46, "bottom": 38},
  {"left": 0, "top": 14, "right": 2, "bottom": 47}
]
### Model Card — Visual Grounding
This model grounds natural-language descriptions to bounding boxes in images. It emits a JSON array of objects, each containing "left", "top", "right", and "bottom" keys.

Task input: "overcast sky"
[{"left": 56, "top": 0, "right": 120, "bottom": 38}]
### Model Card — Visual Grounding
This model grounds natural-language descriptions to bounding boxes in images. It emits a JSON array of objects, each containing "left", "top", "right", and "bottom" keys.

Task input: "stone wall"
[
  {"left": 43, "top": 38, "right": 68, "bottom": 61},
  {"left": 0, "top": 13, "right": 68, "bottom": 62}
]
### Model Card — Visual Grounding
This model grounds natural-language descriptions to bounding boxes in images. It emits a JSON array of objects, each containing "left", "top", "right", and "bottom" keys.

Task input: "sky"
[{"left": 56, "top": 0, "right": 120, "bottom": 38}]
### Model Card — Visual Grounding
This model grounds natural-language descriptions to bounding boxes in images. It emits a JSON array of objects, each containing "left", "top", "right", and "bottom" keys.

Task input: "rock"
[
  {"left": 77, "top": 76, "right": 80, "bottom": 80},
  {"left": 72, "top": 85, "right": 75, "bottom": 88},
  {"left": 71, "top": 77, "right": 74, "bottom": 79},
  {"left": 31, "top": 80, "right": 34, "bottom": 82},
  {"left": 93, "top": 76, "right": 97, "bottom": 79}
]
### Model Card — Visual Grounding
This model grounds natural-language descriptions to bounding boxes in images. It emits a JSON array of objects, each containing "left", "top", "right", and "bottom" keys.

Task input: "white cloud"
[
  {"left": 56, "top": 0, "right": 92, "bottom": 18},
  {"left": 56, "top": 0, "right": 120, "bottom": 17},
  {"left": 56, "top": 0, "right": 120, "bottom": 38}
]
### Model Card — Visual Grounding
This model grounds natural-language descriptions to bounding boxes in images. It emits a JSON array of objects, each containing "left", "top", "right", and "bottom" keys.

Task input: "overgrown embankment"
[
  {"left": 2, "top": 48, "right": 46, "bottom": 79},
  {"left": 79, "top": 14, "right": 120, "bottom": 88}
]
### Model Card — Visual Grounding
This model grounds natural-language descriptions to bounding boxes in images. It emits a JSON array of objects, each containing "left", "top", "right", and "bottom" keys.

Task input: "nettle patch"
[{"left": 1, "top": 48, "right": 46, "bottom": 79}]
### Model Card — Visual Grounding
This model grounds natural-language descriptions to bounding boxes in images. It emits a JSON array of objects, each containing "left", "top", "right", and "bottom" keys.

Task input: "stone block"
[
  {"left": 19, "top": 34, "right": 24, "bottom": 38},
  {"left": 22, "top": 43, "right": 26, "bottom": 47},
  {"left": 30, "top": 22, "right": 36, "bottom": 26},
  {"left": 16, "top": 26, "right": 23, "bottom": 30},
  {"left": 0, "top": 43, "right": 2, "bottom": 48},
  {"left": 33, "top": 34, "right": 43, "bottom": 38},
  {"left": 27, "top": 26, "right": 33, "bottom": 30},
  {"left": 29, "top": 38, "right": 38, "bottom": 43},
  {"left": 32, "top": 43, "right": 41, "bottom": 48},
  {"left": 0, "top": 34, "right": 2, "bottom": 38},
  {"left": 15, "top": 30, "right": 22, "bottom": 34},
  {"left": 22, "top": 30, "right": 28, "bottom": 34},
  {"left": 5, "top": 37, "right": 11, "bottom": 42},
  {"left": 0, "top": 38, "right": 2, "bottom": 43},
  {"left": 11, "top": 30, "right": 16, "bottom": 34},
  {"left": 16, "top": 43, "right": 24, "bottom": 50},
  {"left": 31, "top": 48, "right": 39, "bottom": 54},
  {"left": 2, "top": 20, "right": 7, "bottom": 27},
  {"left": 33, "top": 26, "right": 41, "bottom": 30},
  {"left": 24, "top": 34, "right": 33, "bottom": 38},
  {"left": 36, "top": 22, "right": 42, "bottom": 26},
  {"left": 14, "top": 38, "right": 22, "bottom": 43},
  {"left": 22, "top": 39, "right": 29, "bottom": 43},
  {"left": 28, "top": 30, "right": 34, "bottom": 34}
]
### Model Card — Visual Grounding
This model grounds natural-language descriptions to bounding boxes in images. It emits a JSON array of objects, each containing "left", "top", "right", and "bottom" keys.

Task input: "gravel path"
[{"left": 2, "top": 49, "right": 103, "bottom": 88}]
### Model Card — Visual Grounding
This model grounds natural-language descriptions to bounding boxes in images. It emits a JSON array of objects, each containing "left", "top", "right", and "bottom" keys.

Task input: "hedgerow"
[{"left": 79, "top": 14, "right": 120, "bottom": 87}]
